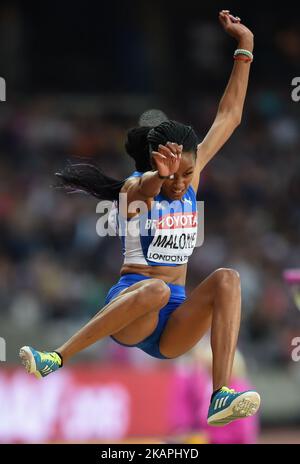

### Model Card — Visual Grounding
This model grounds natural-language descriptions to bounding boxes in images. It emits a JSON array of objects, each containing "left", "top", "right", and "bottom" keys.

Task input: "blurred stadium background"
[{"left": 0, "top": 0, "right": 300, "bottom": 444}]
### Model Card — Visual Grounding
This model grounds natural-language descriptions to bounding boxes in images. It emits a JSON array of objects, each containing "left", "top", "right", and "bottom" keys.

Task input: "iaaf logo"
[{"left": 145, "top": 212, "right": 197, "bottom": 230}]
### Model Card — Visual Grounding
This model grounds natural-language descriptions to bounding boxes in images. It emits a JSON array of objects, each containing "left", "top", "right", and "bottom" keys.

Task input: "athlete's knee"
[
  {"left": 213, "top": 268, "right": 241, "bottom": 292},
  {"left": 140, "top": 279, "right": 171, "bottom": 308}
]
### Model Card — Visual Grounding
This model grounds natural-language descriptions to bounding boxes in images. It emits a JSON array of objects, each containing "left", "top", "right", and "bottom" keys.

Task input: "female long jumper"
[{"left": 20, "top": 11, "right": 260, "bottom": 426}]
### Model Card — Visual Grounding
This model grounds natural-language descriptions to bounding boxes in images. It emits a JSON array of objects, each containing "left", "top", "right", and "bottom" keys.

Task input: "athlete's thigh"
[
  {"left": 106, "top": 280, "right": 150, "bottom": 304},
  {"left": 91, "top": 279, "right": 150, "bottom": 322},
  {"left": 112, "top": 310, "right": 160, "bottom": 345},
  {"left": 159, "top": 272, "right": 218, "bottom": 358},
  {"left": 108, "top": 280, "right": 162, "bottom": 345}
]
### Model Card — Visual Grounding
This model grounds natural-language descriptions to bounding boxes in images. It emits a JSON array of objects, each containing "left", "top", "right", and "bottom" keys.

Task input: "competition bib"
[{"left": 146, "top": 211, "right": 198, "bottom": 264}]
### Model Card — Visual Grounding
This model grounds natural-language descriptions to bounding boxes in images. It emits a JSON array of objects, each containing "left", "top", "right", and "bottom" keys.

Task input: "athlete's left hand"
[{"left": 219, "top": 10, "right": 253, "bottom": 44}]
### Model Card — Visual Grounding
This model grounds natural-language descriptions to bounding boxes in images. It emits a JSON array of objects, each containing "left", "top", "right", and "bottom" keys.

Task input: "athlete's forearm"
[
  {"left": 217, "top": 34, "right": 254, "bottom": 123},
  {"left": 195, "top": 44, "right": 253, "bottom": 171},
  {"left": 138, "top": 170, "right": 165, "bottom": 197}
]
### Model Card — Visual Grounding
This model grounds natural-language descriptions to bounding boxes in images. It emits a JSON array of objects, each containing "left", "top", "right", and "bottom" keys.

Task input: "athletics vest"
[{"left": 115, "top": 171, "right": 198, "bottom": 266}]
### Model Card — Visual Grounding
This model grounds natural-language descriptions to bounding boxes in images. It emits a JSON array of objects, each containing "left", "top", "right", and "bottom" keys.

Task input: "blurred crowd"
[
  {"left": 0, "top": 2, "right": 300, "bottom": 370},
  {"left": 0, "top": 88, "right": 299, "bottom": 368}
]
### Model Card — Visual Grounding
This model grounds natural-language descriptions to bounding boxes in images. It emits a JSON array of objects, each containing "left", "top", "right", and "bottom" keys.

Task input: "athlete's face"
[{"left": 161, "top": 152, "right": 196, "bottom": 200}]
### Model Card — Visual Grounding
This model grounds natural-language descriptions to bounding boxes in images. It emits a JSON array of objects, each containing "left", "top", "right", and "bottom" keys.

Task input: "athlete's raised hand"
[
  {"left": 152, "top": 142, "right": 183, "bottom": 178},
  {"left": 219, "top": 10, "right": 253, "bottom": 43}
]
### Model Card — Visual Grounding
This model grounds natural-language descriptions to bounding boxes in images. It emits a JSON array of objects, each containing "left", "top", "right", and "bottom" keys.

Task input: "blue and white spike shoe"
[
  {"left": 207, "top": 386, "right": 261, "bottom": 426},
  {"left": 19, "top": 346, "right": 62, "bottom": 379}
]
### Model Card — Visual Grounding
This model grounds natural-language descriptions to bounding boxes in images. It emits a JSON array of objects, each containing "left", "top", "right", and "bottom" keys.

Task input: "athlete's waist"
[
  {"left": 118, "top": 272, "right": 186, "bottom": 295},
  {"left": 120, "top": 263, "right": 187, "bottom": 286}
]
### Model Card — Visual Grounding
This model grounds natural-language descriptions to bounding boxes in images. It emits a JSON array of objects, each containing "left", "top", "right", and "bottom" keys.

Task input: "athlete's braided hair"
[
  {"left": 125, "top": 120, "right": 198, "bottom": 173},
  {"left": 55, "top": 119, "right": 198, "bottom": 200}
]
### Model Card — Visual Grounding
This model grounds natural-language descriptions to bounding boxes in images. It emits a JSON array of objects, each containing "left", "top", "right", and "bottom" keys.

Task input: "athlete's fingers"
[
  {"left": 219, "top": 13, "right": 231, "bottom": 26},
  {"left": 166, "top": 141, "right": 180, "bottom": 155},
  {"left": 151, "top": 151, "right": 167, "bottom": 159},
  {"left": 178, "top": 145, "right": 183, "bottom": 158},
  {"left": 166, "top": 141, "right": 178, "bottom": 148},
  {"left": 229, "top": 13, "right": 241, "bottom": 23},
  {"left": 158, "top": 144, "right": 176, "bottom": 158},
  {"left": 166, "top": 142, "right": 183, "bottom": 161},
  {"left": 176, "top": 144, "right": 183, "bottom": 157},
  {"left": 219, "top": 10, "right": 230, "bottom": 17},
  {"left": 219, "top": 10, "right": 231, "bottom": 21},
  {"left": 163, "top": 142, "right": 177, "bottom": 155}
]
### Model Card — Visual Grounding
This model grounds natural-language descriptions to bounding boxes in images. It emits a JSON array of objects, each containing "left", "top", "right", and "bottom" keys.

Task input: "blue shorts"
[{"left": 104, "top": 273, "right": 186, "bottom": 359}]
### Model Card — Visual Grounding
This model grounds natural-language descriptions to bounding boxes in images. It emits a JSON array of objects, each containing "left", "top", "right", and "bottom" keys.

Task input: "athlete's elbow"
[
  {"left": 230, "top": 111, "right": 242, "bottom": 128},
  {"left": 218, "top": 110, "right": 241, "bottom": 130},
  {"left": 139, "top": 186, "right": 160, "bottom": 198},
  {"left": 234, "top": 113, "right": 242, "bottom": 127}
]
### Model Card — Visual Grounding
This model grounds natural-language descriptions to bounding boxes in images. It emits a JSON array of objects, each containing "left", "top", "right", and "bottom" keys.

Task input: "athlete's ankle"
[
  {"left": 210, "top": 386, "right": 226, "bottom": 403},
  {"left": 54, "top": 351, "right": 64, "bottom": 367}
]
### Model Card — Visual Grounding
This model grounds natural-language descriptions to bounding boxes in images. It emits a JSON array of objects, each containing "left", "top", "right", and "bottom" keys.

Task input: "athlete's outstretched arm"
[{"left": 191, "top": 10, "right": 254, "bottom": 191}]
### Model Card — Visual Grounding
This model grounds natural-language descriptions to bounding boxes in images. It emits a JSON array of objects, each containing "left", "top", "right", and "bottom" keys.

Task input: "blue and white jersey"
[{"left": 115, "top": 171, "right": 198, "bottom": 266}]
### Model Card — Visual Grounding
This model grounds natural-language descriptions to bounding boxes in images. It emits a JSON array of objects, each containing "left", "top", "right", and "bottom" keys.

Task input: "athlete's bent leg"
[
  {"left": 159, "top": 268, "right": 260, "bottom": 426},
  {"left": 159, "top": 268, "right": 241, "bottom": 389},
  {"left": 19, "top": 278, "right": 170, "bottom": 377},
  {"left": 57, "top": 278, "right": 170, "bottom": 361}
]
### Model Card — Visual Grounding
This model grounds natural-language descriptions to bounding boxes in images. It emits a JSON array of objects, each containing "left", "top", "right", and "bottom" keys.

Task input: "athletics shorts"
[{"left": 104, "top": 273, "right": 186, "bottom": 359}]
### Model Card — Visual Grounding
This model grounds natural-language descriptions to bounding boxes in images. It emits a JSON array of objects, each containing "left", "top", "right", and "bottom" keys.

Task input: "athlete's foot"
[
  {"left": 19, "top": 346, "right": 62, "bottom": 379},
  {"left": 207, "top": 386, "right": 261, "bottom": 426}
]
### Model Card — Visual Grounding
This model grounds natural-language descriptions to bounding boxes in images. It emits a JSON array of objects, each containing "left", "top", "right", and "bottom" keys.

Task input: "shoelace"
[
  {"left": 40, "top": 351, "right": 60, "bottom": 366},
  {"left": 221, "top": 387, "right": 236, "bottom": 395}
]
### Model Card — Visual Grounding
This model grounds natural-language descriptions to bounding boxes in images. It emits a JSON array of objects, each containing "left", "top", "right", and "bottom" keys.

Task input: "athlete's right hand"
[{"left": 151, "top": 142, "right": 183, "bottom": 178}]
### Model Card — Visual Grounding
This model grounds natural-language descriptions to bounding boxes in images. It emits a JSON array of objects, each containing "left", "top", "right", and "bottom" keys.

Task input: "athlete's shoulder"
[
  {"left": 188, "top": 184, "right": 197, "bottom": 196},
  {"left": 128, "top": 170, "right": 143, "bottom": 179},
  {"left": 121, "top": 171, "right": 143, "bottom": 193},
  {"left": 184, "top": 184, "right": 197, "bottom": 200}
]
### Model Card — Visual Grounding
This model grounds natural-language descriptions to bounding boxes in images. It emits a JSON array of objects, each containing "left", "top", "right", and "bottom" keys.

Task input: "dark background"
[{"left": 0, "top": 0, "right": 300, "bottom": 428}]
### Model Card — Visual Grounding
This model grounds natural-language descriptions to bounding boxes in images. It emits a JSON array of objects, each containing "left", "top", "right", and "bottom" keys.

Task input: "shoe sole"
[
  {"left": 207, "top": 391, "right": 261, "bottom": 426},
  {"left": 19, "top": 346, "right": 41, "bottom": 378}
]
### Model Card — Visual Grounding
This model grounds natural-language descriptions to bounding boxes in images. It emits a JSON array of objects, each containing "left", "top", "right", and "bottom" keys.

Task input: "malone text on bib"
[{"left": 147, "top": 211, "right": 198, "bottom": 264}]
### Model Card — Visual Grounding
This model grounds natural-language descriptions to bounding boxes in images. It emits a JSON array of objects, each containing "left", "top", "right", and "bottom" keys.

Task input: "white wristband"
[{"left": 234, "top": 49, "right": 254, "bottom": 60}]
